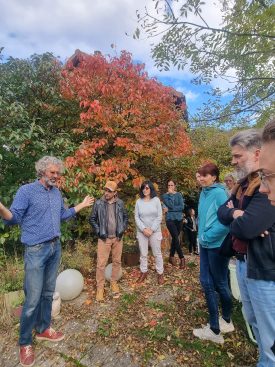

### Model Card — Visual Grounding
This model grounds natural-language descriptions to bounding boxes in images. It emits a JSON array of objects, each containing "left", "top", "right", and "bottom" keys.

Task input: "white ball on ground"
[
  {"left": 55, "top": 269, "right": 84, "bottom": 301},
  {"left": 104, "top": 263, "right": 122, "bottom": 282}
]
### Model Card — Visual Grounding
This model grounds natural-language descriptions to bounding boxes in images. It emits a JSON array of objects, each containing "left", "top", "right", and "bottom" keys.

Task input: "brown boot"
[
  {"left": 179, "top": 257, "right": 185, "bottom": 269},
  {"left": 168, "top": 256, "right": 177, "bottom": 266},
  {"left": 110, "top": 281, "right": 120, "bottom": 295},
  {"left": 157, "top": 273, "right": 164, "bottom": 285},
  {"left": 137, "top": 272, "right": 147, "bottom": 283},
  {"left": 96, "top": 288, "right": 104, "bottom": 302}
]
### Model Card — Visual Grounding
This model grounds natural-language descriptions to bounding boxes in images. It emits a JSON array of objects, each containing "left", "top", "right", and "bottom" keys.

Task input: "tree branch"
[
  {"left": 143, "top": 11, "right": 275, "bottom": 39},
  {"left": 192, "top": 90, "right": 275, "bottom": 122}
]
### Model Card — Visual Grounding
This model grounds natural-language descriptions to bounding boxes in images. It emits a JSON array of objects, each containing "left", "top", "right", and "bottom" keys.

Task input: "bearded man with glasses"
[
  {"left": 259, "top": 119, "right": 275, "bottom": 206},
  {"left": 218, "top": 129, "right": 275, "bottom": 366},
  {"left": 90, "top": 181, "right": 128, "bottom": 302}
]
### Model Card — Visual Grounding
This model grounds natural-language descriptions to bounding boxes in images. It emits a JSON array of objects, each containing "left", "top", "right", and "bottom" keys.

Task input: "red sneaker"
[
  {"left": 19, "top": 345, "right": 35, "bottom": 367},
  {"left": 36, "top": 327, "right": 64, "bottom": 342}
]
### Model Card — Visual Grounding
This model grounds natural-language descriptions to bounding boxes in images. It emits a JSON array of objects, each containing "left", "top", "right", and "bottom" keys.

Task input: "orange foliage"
[{"left": 61, "top": 50, "right": 191, "bottom": 186}]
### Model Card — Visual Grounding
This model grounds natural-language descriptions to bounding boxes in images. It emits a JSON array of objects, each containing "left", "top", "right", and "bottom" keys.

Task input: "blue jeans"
[
  {"left": 19, "top": 239, "right": 61, "bottom": 346},
  {"left": 199, "top": 245, "right": 232, "bottom": 330},
  {"left": 236, "top": 260, "right": 275, "bottom": 367}
]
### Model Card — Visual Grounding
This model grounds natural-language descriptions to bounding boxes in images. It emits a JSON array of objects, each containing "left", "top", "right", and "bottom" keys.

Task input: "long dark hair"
[{"left": 139, "top": 180, "right": 157, "bottom": 199}]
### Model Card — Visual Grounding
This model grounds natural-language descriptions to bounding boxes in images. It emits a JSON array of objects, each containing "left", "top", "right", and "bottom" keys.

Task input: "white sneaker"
[
  {"left": 193, "top": 325, "right": 224, "bottom": 344},
  {"left": 219, "top": 317, "right": 235, "bottom": 333}
]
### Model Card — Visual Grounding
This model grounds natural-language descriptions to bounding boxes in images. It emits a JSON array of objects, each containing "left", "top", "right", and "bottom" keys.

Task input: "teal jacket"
[
  {"left": 198, "top": 183, "right": 229, "bottom": 249},
  {"left": 162, "top": 192, "right": 184, "bottom": 221}
]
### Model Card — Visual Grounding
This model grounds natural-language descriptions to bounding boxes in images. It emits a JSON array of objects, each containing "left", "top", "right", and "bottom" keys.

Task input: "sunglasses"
[
  {"left": 143, "top": 186, "right": 150, "bottom": 190},
  {"left": 104, "top": 188, "right": 113, "bottom": 193}
]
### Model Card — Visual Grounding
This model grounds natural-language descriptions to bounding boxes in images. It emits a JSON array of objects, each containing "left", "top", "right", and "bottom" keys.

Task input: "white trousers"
[{"left": 137, "top": 231, "right": 164, "bottom": 275}]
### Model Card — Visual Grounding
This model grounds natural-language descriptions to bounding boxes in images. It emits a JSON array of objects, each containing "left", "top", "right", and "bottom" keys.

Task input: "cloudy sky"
[{"left": 0, "top": 0, "right": 224, "bottom": 116}]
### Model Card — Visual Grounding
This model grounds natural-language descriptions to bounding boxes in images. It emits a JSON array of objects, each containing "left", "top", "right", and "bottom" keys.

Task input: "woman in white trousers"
[{"left": 135, "top": 180, "right": 164, "bottom": 285}]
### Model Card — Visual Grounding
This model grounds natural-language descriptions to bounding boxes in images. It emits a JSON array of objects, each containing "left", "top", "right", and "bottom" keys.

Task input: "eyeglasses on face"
[
  {"left": 258, "top": 171, "right": 275, "bottom": 187},
  {"left": 143, "top": 186, "right": 150, "bottom": 190},
  {"left": 168, "top": 184, "right": 175, "bottom": 186}
]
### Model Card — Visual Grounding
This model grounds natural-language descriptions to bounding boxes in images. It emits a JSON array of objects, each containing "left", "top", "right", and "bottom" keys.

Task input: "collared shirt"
[{"left": 4, "top": 180, "right": 75, "bottom": 246}]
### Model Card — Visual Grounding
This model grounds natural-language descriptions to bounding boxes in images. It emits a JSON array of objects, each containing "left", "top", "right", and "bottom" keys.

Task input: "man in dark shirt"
[
  {"left": 218, "top": 130, "right": 275, "bottom": 366},
  {"left": 90, "top": 181, "right": 128, "bottom": 302},
  {"left": 4, "top": 156, "right": 94, "bottom": 367}
]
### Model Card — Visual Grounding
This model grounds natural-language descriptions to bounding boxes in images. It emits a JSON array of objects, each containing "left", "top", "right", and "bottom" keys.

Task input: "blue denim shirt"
[{"left": 4, "top": 180, "right": 75, "bottom": 246}]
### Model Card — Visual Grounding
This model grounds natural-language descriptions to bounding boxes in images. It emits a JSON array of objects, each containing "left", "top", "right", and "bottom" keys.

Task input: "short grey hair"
[
  {"left": 224, "top": 174, "right": 235, "bottom": 181},
  {"left": 229, "top": 129, "right": 262, "bottom": 151},
  {"left": 35, "top": 156, "right": 64, "bottom": 178}
]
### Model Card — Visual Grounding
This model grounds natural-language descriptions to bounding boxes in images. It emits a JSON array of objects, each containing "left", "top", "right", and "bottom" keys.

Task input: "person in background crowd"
[
  {"left": 90, "top": 180, "right": 128, "bottom": 302},
  {"left": 3, "top": 156, "right": 94, "bottom": 367},
  {"left": 195, "top": 172, "right": 201, "bottom": 184},
  {"left": 193, "top": 163, "right": 233, "bottom": 344},
  {"left": 162, "top": 180, "right": 185, "bottom": 269},
  {"left": 185, "top": 208, "right": 199, "bottom": 255},
  {"left": 218, "top": 129, "right": 275, "bottom": 366},
  {"left": 181, "top": 213, "right": 189, "bottom": 249},
  {"left": 259, "top": 119, "right": 275, "bottom": 205},
  {"left": 135, "top": 180, "right": 164, "bottom": 285},
  {"left": 224, "top": 174, "right": 236, "bottom": 196}
]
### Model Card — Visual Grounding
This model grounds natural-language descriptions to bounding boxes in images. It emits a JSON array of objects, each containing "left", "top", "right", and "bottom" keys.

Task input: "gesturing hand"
[{"left": 82, "top": 196, "right": 95, "bottom": 208}]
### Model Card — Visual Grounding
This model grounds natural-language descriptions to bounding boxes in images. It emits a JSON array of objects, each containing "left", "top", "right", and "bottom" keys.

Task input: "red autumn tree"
[{"left": 61, "top": 50, "right": 191, "bottom": 190}]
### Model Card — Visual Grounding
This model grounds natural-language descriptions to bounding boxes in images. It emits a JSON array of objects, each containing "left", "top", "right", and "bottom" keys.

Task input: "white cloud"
[{"left": 1, "top": 0, "right": 233, "bottom": 110}]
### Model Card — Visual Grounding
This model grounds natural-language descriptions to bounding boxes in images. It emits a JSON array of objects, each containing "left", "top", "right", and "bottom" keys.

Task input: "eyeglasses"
[
  {"left": 168, "top": 184, "right": 175, "bottom": 186},
  {"left": 258, "top": 171, "right": 275, "bottom": 187},
  {"left": 143, "top": 186, "right": 150, "bottom": 190},
  {"left": 104, "top": 188, "right": 113, "bottom": 193}
]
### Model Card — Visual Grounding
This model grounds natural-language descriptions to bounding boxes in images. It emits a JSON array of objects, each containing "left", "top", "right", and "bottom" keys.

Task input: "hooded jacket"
[{"left": 198, "top": 183, "right": 229, "bottom": 248}]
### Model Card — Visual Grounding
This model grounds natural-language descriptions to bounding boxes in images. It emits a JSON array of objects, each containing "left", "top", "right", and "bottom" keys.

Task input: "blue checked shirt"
[{"left": 4, "top": 180, "right": 76, "bottom": 246}]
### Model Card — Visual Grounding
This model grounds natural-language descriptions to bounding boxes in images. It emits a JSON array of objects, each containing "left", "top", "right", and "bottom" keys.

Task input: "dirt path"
[{"left": 0, "top": 255, "right": 257, "bottom": 367}]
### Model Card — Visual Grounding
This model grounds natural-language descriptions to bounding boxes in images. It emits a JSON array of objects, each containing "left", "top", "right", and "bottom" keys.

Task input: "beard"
[
  {"left": 234, "top": 161, "right": 255, "bottom": 181},
  {"left": 44, "top": 177, "right": 58, "bottom": 187}
]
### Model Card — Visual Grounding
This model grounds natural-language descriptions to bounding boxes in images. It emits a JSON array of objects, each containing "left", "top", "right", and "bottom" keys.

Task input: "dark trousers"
[
  {"left": 166, "top": 220, "right": 184, "bottom": 259},
  {"left": 199, "top": 245, "right": 232, "bottom": 330},
  {"left": 187, "top": 230, "right": 197, "bottom": 253}
]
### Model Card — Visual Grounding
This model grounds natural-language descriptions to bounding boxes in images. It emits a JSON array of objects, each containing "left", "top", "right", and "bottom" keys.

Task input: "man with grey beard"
[
  {"left": 218, "top": 129, "right": 275, "bottom": 366},
  {"left": 3, "top": 156, "right": 94, "bottom": 367}
]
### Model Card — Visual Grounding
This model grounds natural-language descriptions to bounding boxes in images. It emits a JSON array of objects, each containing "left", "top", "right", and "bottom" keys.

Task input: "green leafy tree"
[
  {"left": 0, "top": 52, "right": 79, "bottom": 248},
  {"left": 135, "top": 0, "right": 275, "bottom": 126}
]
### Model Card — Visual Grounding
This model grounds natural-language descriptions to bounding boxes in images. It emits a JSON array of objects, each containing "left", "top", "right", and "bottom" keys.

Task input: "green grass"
[
  {"left": 186, "top": 261, "right": 197, "bottom": 269},
  {"left": 143, "top": 348, "right": 154, "bottom": 363},
  {"left": 97, "top": 317, "right": 113, "bottom": 337},
  {"left": 59, "top": 352, "right": 86, "bottom": 367},
  {"left": 146, "top": 300, "right": 167, "bottom": 311},
  {"left": 136, "top": 321, "right": 170, "bottom": 341},
  {"left": 120, "top": 293, "right": 138, "bottom": 305},
  {"left": 172, "top": 337, "right": 230, "bottom": 366},
  {"left": 0, "top": 259, "right": 24, "bottom": 293}
]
